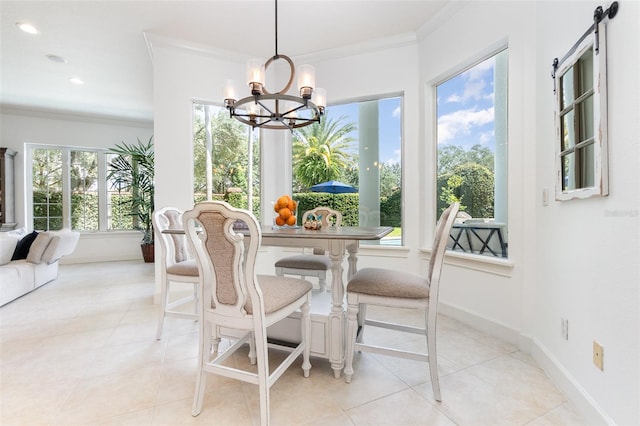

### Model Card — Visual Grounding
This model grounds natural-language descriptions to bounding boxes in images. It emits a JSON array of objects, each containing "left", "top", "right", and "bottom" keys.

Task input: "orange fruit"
[
  {"left": 286, "top": 215, "right": 297, "bottom": 226},
  {"left": 275, "top": 216, "right": 286, "bottom": 226},
  {"left": 279, "top": 207, "right": 292, "bottom": 220},
  {"left": 273, "top": 203, "right": 280, "bottom": 213},
  {"left": 287, "top": 199, "right": 296, "bottom": 211},
  {"left": 277, "top": 195, "right": 290, "bottom": 209}
]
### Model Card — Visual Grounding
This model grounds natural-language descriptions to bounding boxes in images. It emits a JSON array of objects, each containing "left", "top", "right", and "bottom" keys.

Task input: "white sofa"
[{"left": 0, "top": 228, "right": 79, "bottom": 306}]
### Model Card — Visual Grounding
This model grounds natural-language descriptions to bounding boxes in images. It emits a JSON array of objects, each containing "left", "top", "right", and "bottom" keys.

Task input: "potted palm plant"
[{"left": 107, "top": 136, "right": 155, "bottom": 262}]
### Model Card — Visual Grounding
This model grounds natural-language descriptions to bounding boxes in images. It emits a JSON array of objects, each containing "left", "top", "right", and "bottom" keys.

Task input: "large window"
[
  {"left": 192, "top": 103, "right": 261, "bottom": 218},
  {"left": 292, "top": 96, "right": 403, "bottom": 245},
  {"left": 554, "top": 25, "right": 608, "bottom": 200},
  {"left": 436, "top": 49, "right": 509, "bottom": 258},
  {"left": 28, "top": 145, "right": 135, "bottom": 231}
]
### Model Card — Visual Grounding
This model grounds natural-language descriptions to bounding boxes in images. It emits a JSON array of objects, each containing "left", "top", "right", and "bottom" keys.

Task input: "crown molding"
[
  {"left": 416, "top": 0, "right": 471, "bottom": 41},
  {"left": 0, "top": 103, "right": 153, "bottom": 127},
  {"left": 143, "top": 30, "right": 419, "bottom": 66},
  {"left": 143, "top": 32, "right": 249, "bottom": 64}
]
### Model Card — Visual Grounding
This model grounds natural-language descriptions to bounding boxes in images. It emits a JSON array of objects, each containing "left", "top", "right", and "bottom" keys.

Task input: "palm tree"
[
  {"left": 107, "top": 137, "right": 155, "bottom": 245},
  {"left": 292, "top": 115, "right": 356, "bottom": 189}
]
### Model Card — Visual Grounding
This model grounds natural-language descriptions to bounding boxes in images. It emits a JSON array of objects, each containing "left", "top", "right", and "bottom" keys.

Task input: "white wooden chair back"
[{"left": 184, "top": 201, "right": 263, "bottom": 324}]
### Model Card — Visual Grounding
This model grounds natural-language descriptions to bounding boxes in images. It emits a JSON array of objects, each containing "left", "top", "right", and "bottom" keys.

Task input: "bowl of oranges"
[{"left": 272, "top": 194, "right": 299, "bottom": 228}]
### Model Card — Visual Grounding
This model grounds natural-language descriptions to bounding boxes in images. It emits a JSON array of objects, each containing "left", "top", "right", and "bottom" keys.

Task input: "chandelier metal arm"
[{"left": 223, "top": 0, "right": 325, "bottom": 131}]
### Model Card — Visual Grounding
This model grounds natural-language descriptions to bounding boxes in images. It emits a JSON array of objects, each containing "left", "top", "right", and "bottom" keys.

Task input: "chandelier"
[{"left": 223, "top": 0, "right": 325, "bottom": 131}]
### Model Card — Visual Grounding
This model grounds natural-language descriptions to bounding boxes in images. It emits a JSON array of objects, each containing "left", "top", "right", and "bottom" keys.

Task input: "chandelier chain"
[{"left": 274, "top": 0, "right": 279, "bottom": 58}]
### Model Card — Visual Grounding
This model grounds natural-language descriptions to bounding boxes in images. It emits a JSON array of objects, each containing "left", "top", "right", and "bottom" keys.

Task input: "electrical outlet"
[
  {"left": 561, "top": 318, "right": 569, "bottom": 340},
  {"left": 593, "top": 341, "right": 604, "bottom": 370}
]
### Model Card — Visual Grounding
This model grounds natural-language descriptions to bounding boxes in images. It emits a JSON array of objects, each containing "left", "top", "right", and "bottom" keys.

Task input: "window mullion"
[
  {"left": 62, "top": 149, "right": 72, "bottom": 229},
  {"left": 98, "top": 151, "right": 108, "bottom": 231},
  {"left": 571, "top": 66, "right": 583, "bottom": 188}
]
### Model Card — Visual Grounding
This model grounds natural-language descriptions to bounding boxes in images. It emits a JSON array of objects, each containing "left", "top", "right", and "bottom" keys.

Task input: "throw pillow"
[
  {"left": 11, "top": 231, "right": 39, "bottom": 261},
  {"left": 26, "top": 231, "right": 52, "bottom": 264},
  {"left": 0, "top": 234, "right": 19, "bottom": 265}
]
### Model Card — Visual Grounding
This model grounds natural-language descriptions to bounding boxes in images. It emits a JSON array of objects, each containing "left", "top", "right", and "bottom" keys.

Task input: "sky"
[
  {"left": 436, "top": 56, "right": 496, "bottom": 152},
  {"left": 325, "top": 97, "right": 402, "bottom": 166},
  {"left": 324, "top": 55, "right": 496, "bottom": 166}
]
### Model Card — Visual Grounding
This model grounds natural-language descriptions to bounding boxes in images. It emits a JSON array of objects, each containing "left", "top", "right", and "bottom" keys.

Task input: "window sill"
[
  {"left": 79, "top": 230, "right": 143, "bottom": 239},
  {"left": 419, "top": 248, "right": 514, "bottom": 277}
]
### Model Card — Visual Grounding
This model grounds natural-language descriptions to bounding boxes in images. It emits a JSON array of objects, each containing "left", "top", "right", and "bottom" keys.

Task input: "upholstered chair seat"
[
  {"left": 185, "top": 201, "right": 313, "bottom": 426},
  {"left": 153, "top": 207, "right": 200, "bottom": 340},
  {"left": 275, "top": 206, "right": 342, "bottom": 292},
  {"left": 343, "top": 203, "right": 460, "bottom": 402}
]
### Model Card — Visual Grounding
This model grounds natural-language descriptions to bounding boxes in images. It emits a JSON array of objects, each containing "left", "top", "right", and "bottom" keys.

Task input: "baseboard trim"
[
  {"left": 530, "top": 338, "right": 614, "bottom": 425},
  {"left": 439, "top": 301, "right": 612, "bottom": 425},
  {"left": 439, "top": 301, "right": 524, "bottom": 348}
]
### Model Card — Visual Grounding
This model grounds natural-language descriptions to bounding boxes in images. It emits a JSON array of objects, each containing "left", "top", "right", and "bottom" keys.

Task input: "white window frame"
[
  {"left": 27, "top": 144, "right": 112, "bottom": 231},
  {"left": 554, "top": 22, "right": 609, "bottom": 201},
  {"left": 434, "top": 48, "right": 509, "bottom": 259}
]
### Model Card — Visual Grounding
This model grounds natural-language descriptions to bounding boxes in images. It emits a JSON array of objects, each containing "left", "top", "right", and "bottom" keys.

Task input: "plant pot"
[{"left": 141, "top": 243, "right": 155, "bottom": 263}]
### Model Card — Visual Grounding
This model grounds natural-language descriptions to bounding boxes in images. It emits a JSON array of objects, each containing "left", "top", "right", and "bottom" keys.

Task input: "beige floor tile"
[
  {"left": 51, "top": 365, "right": 162, "bottom": 425},
  {"left": 0, "top": 261, "right": 587, "bottom": 426},
  {"left": 0, "top": 379, "right": 78, "bottom": 425},
  {"left": 156, "top": 383, "right": 253, "bottom": 425},
  {"left": 527, "top": 402, "right": 587, "bottom": 426},
  {"left": 346, "top": 388, "right": 455, "bottom": 425},
  {"left": 110, "top": 407, "right": 155, "bottom": 425}
]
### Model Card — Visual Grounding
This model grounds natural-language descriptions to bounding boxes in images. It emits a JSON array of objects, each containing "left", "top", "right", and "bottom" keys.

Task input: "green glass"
[
  {"left": 561, "top": 110, "right": 575, "bottom": 150},
  {"left": 562, "top": 153, "right": 576, "bottom": 191}
]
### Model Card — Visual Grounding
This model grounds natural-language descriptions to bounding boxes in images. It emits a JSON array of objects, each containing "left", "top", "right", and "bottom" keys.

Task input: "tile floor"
[{"left": 1, "top": 261, "right": 586, "bottom": 425}]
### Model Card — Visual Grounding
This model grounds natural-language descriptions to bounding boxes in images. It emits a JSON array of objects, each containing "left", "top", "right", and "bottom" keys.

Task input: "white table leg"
[{"left": 328, "top": 240, "right": 345, "bottom": 378}]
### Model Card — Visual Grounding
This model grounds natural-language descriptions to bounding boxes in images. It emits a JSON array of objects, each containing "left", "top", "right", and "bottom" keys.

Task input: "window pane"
[
  {"left": 436, "top": 49, "right": 508, "bottom": 257},
  {"left": 70, "top": 151, "right": 99, "bottom": 231},
  {"left": 293, "top": 96, "right": 402, "bottom": 246},
  {"left": 562, "top": 152, "right": 576, "bottom": 191},
  {"left": 106, "top": 152, "right": 134, "bottom": 230},
  {"left": 577, "top": 47, "right": 593, "bottom": 97},
  {"left": 579, "top": 143, "right": 595, "bottom": 187},
  {"left": 560, "top": 66, "right": 575, "bottom": 109},
  {"left": 192, "top": 103, "right": 260, "bottom": 219},
  {"left": 577, "top": 95, "right": 594, "bottom": 142},
  {"left": 561, "top": 109, "right": 575, "bottom": 151},
  {"left": 31, "top": 148, "right": 63, "bottom": 230}
]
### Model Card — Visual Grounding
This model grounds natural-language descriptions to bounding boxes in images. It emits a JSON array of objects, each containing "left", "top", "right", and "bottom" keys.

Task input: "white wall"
[
  {"left": 0, "top": 107, "right": 153, "bottom": 262},
  {"left": 418, "top": 1, "right": 536, "bottom": 347},
  {"left": 418, "top": 1, "right": 639, "bottom": 424},
  {"left": 534, "top": 2, "right": 639, "bottom": 424}
]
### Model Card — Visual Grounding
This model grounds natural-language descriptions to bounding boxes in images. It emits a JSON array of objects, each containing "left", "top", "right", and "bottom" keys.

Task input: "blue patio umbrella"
[{"left": 310, "top": 180, "right": 358, "bottom": 194}]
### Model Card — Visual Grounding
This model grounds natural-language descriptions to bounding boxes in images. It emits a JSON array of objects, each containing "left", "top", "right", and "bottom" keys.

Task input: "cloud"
[
  {"left": 385, "top": 148, "right": 401, "bottom": 165},
  {"left": 391, "top": 105, "right": 401, "bottom": 118},
  {"left": 445, "top": 57, "right": 495, "bottom": 104},
  {"left": 437, "top": 107, "right": 494, "bottom": 144}
]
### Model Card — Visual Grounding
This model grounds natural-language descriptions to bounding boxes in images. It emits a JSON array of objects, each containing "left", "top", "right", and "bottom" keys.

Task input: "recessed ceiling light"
[
  {"left": 16, "top": 22, "right": 39, "bottom": 35},
  {"left": 68, "top": 77, "right": 84, "bottom": 85},
  {"left": 46, "top": 54, "right": 67, "bottom": 64}
]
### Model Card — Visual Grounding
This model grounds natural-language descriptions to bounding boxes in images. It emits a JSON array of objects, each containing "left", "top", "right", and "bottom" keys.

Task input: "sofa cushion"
[
  {"left": 26, "top": 232, "right": 53, "bottom": 264},
  {"left": 41, "top": 229, "right": 80, "bottom": 264},
  {"left": 0, "top": 234, "right": 20, "bottom": 266},
  {"left": 11, "top": 231, "right": 39, "bottom": 261}
]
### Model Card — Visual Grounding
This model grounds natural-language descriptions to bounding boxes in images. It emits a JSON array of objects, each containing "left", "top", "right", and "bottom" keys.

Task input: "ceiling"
[{"left": 1, "top": 0, "right": 450, "bottom": 121}]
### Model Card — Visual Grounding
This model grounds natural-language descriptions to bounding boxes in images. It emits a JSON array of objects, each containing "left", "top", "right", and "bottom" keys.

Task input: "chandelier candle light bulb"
[
  {"left": 223, "top": 0, "right": 325, "bottom": 131},
  {"left": 297, "top": 64, "right": 315, "bottom": 98},
  {"left": 247, "top": 60, "right": 265, "bottom": 95},
  {"left": 223, "top": 80, "right": 238, "bottom": 105}
]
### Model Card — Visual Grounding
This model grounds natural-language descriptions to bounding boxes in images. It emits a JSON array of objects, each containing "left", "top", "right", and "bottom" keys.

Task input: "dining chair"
[
  {"left": 153, "top": 207, "right": 199, "bottom": 340},
  {"left": 343, "top": 202, "right": 460, "bottom": 401},
  {"left": 274, "top": 206, "right": 342, "bottom": 292},
  {"left": 184, "top": 201, "right": 313, "bottom": 426}
]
